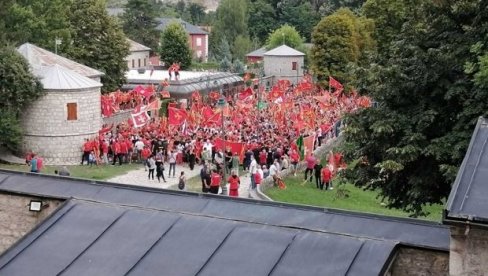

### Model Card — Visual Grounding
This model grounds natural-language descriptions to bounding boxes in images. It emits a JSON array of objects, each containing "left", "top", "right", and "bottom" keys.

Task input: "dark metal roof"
[
  {"left": 0, "top": 170, "right": 449, "bottom": 252},
  {"left": 156, "top": 18, "right": 208, "bottom": 35},
  {"left": 0, "top": 199, "right": 397, "bottom": 275},
  {"left": 445, "top": 117, "right": 488, "bottom": 224}
]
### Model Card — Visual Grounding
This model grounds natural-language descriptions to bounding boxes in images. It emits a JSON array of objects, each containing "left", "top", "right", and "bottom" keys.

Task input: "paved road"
[{"left": 108, "top": 163, "right": 251, "bottom": 198}]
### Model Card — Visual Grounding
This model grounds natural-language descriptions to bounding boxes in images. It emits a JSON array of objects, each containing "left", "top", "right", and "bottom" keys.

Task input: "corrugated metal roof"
[
  {"left": 264, "top": 45, "right": 305, "bottom": 56},
  {"left": 39, "top": 64, "right": 102, "bottom": 90},
  {"left": 246, "top": 47, "right": 267, "bottom": 57},
  {"left": 445, "top": 117, "right": 488, "bottom": 224},
  {"left": 127, "top": 38, "right": 151, "bottom": 52},
  {"left": 17, "top": 43, "right": 104, "bottom": 77},
  {"left": 156, "top": 17, "right": 208, "bottom": 35},
  {"left": 0, "top": 199, "right": 398, "bottom": 275},
  {"left": 0, "top": 170, "right": 450, "bottom": 251}
]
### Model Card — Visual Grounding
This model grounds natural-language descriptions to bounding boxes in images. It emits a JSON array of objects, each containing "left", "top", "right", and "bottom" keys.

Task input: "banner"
[{"left": 214, "top": 138, "right": 246, "bottom": 163}]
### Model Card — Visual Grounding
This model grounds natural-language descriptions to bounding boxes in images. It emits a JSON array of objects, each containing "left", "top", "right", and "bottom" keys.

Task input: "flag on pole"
[
  {"left": 168, "top": 107, "right": 188, "bottom": 126},
  {"left": 131, "top": 110, "right": 150, "bottom": 128},
  {"left": 329, "top": 76, "right": 344, "bottom": 95},
  {"left": 296, "top": 135, "right": 304, "bottom": 160}
]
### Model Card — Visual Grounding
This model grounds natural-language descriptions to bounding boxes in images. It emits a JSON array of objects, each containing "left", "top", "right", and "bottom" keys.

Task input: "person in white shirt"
[
  {"left": 269, "top": 159, "right": 280, "bottom": 186},
  {"left": 168, "top": 150, "right": 177, "bottom": 177},
  {"left": 134, "top": 139, "right": 144, "bottom": 162},
  {"left": 249, "top": 156, "right": 258, "bottom": 190}
]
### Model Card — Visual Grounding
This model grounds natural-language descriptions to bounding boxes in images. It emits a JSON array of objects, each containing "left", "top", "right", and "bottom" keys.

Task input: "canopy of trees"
[{"left": 159, "top": 22, "right": 192, "bottom": 69}]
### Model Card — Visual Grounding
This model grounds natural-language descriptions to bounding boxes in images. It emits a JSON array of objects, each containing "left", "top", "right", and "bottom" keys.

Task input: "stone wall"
[
  {"left": 126, "top": 50, "right": 150, "bottom": 69},
  {"left": 264, "top": 55, "right": 304, "bottom": 84},
  {"left": 20, "top": 88, "right": 101, "bottom": 165},
  {"left": 0, "top": 193, "right": 64, "bottom": 254},
  {"left": 387, "top": 247, "right": 449, "bottom": 275},
  {"left": 102, "top": 109, "right": 133, "bottom": 126},
  {"left": 450, "top": 226, "right": 488, "bottom": 276}
]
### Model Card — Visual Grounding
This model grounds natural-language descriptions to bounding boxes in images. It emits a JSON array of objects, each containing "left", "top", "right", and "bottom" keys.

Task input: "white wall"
[
  {"left": 264, "top": 55, "right": 304, "bottom": 83},
  {"left": 126, "top": 50, "right": 150, "bottom": 69}
]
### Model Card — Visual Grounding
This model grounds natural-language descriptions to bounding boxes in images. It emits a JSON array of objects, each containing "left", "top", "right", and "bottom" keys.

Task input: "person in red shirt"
[
  {"left": 112, "top": 140, "right": 122, "bottom": 166},
  {"left": 228, "top": 170, "right": 240, "bottom": 197},
  {"left": 141, "top": 146, "right": 151, "bottom": 171},
  {"left": 321, "top": 165, "right": 332, "bottom": 190},
  {"left": 259, "top": 149, "right": 267, "bottom": 166},
  {"left": 290, "top": 149, "right": 300, "bottom": 176},
  {"left": 209, "top": 169, "right": 221, "bottom": 195},
  {"left": 305, "top": 153, "right": 316, "bottom": 182},
  {"left": 81, "top": 139, "right": 92, "bottom": 165},
  {"left": 119, "top": 139, "right": 128, "bottom": 163},
  {"left": 101, "top": 140, "right": 109, "bottom": 164}
]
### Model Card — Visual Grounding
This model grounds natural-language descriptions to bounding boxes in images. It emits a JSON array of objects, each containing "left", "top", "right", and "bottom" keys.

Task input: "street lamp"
[{"left": 217, "top": 95, "right": 228, "bottom": 195}]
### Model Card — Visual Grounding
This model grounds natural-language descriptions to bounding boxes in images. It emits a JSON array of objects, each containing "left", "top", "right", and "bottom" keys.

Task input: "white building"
[
  {"left": 263, "top": 45, "right": 305, "bottom": 84},
  {"left": 126, "top": 39, "right": 151, "bottom": 69},
  {"left": 17, "top": 43, "right": 103, "bottom": 165}
]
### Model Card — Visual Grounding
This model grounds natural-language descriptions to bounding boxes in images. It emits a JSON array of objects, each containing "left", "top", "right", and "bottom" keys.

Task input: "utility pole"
[{"left": 218, "top": 94, "right": 228, "bottom": 195}]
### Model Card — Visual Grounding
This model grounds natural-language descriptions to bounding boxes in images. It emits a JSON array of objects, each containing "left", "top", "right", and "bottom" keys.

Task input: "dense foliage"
[
  {"left": 341, "top": 0, "right": 488, "bottom": 215},
  {"left": 0, "top": 46, "right": 43, "bottom": 151},
  {"left": 122, "top": 0, "right": 160, "bottom": 53},
  {"left": 266, "top": 24, "right": 304, "bottom": 50},
  {"left": 159, "top": 22, "right": 192, "bottom": 69},
  {"left": 311, "top": 8, "right": 374, "bottom": 86},
  {"left": 68, "top": 0, "right": 130, "bottom": 92}
]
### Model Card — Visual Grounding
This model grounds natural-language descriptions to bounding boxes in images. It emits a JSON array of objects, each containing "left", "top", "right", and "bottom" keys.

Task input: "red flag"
[
  {"left": 161, "top": 90, "right": 171, "bottom": 98},
  {"left": 168, "top": 107, "right": 188, "bottom": 125},
  {"left": 98, "top": 123, "right": 114, "bottom": 135},
  {"left": 192, "top": 91, "right": 202, "bottom": 102},
  {"left": 269, "top": 86, "right": 284, "bottom": 99},
  {"left": 145, "top": 99, "right": 160, "bottom": 111},
  {"left": 303, "top": 135, "right": 316, "bottom": 158},
  {"left": 238, "top": 87, "right": 253, "bottom": 101},
  {"left": 329, "top": 76, "right": 344, "bottom": 95},
  {"left": 209, "top": 91, "right": 220, "bottom": 100},
  {"left": 131, "top": 110, "right": 150, "bottom": 128}
]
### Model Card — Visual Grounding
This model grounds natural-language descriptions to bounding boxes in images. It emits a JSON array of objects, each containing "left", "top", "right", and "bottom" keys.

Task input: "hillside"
[{"left": 107, "top": 0, "right": 220, "bottom": 11}]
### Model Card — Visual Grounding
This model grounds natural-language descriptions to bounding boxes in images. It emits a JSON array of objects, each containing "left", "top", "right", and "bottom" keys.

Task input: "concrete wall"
[
  {"left": 126, "top": 50, "right": 150, "bottom": 69},
  {"left": 20, "top": 87, "right": 101, "bottom": 165},
  {"left": 102, "top": 109, "right": 132, "bottom": 126},
  {"left": 0, "top": 193, "right": 63, "bottom": 254},
  {"left": 450, "top": 226, "right": 488, "bottom": 276},
  {"left": 387, "top": 247, "right": 449, "bottom": 276},
  {"left": 263, "top": 55, "right": 304, "bottom": 84}
]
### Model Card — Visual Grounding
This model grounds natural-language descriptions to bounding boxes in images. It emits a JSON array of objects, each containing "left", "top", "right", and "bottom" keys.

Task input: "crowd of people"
[{"left": 80, "top": 76, "right": 369, "bottom": 196}]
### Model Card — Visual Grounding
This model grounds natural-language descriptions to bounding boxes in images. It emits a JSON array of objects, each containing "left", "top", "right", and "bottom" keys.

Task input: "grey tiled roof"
[
  {"left": 445, "top": 117, "right": 488, "bottom": 225},
  {"left": 264, "top": 45, "right": 305, "bottom": 56},
  {"left": 156, "top": 17, "right": 208, "bottom": 35},
  {"left": 246, "top": 47, "right": 267, "bottom": 57},
  {"left": 0, "top": 170, "right": 449, "bottom": 275},
  {"left": 127, "top": 38, "right": 151, "bottom": 52},
  {"left": 17, "top": 43, "right": 104, "bottom": 78},
  {"left": 39, "top": 64, "right": 102, "bottom": 90}
]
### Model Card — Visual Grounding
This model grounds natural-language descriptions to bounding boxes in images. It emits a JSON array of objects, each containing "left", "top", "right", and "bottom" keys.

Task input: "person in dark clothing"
[
  {"left": 188, "top": 149, "right": 196, "bottom": 170},
  {"left": 244, "top": 149, "right": 253, "bottom": 171},
  {"left": 200, "top": 161, "right": 211, "bottom": 193},
  {"left": 314, "top": 163, "right": 323, "bottom": 189},
  {"left": 156, "top": 162, "right": 166, "bottom": 183}
]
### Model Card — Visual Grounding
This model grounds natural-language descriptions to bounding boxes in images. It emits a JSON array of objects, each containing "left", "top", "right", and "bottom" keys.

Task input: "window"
[
  {"left": 196, "top": 50, "right": 202, "bottom": 57},
  {"left": 138, "top": 59, "right": 141, "bottom": 68},
  {"left": 196, "top": 37, "right": 202, "bottom": 47},
  {"left": 67, "top": 103, "right": 77, "bottom": 121},
  {"left": 292, "top": 61, "right": 297, "bottom": 71},
  {"left": 132, "top": 59, "right": 135, "bottom": 68},
  {"left": 144, "top": 58, "right": 147, "bottom": 67}
]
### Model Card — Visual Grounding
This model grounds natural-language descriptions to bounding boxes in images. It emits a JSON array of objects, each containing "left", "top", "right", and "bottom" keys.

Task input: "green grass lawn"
[
  {"left": 0, "top": 163, "right": 141, "bottom": 180},
  {"left": 265, "top": 174, "right": 444, "bottom": 221}
]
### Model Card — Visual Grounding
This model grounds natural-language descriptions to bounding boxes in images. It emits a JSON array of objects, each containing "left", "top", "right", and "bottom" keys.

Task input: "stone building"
[
  {"left": 17, "top": 43, "right": 103, "bottom": 165},
  {"left": 263, "top": 45, "right": 305, "bottom": 84},
  {"left": 444, "top": 117, "right": 488, "bottom": 276},
  {"left": 126, "top": 38, "right": 151, "bottom": 69}
]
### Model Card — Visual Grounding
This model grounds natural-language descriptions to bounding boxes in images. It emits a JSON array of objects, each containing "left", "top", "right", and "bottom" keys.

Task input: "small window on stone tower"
[
  {"left": 292, "top": 61, "right": 297, "bottom": 70},
  {"left": 67, "top": 103, "right": 77, "bottom": 121}
]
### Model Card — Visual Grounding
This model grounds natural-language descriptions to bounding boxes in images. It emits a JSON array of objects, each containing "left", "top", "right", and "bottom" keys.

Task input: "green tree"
[
  {"left": 248, "top": 0, "right": 278, "bottom": 43},
  {"left": 210, "top": 0, "right": 248, "bottom": 59},
  {"left": 233, "top": 59, "right": 245, "bottom": 74},
  {"left": 67, "top": 0, "right": 129, "bottom": 92},
  {"left": 0, "top": 46, "right": 43, "bottom": 151},
  {"left": 2, "top": 0, "right": 72, "bottom": 52},
  {"left": 186, "top": 2, "right": 206, "bottom": 25},
  {"left": 233, "top": 35, "right": 253, "bottom": 62},
  {"left": 278, "top": 1, "right": 320, "bottom": 42},
  {"left": 159, "top": 22, "right": 192, "bottom": 69},
  {"left": 310, "top": 8, "right": 374, "bottom": 86},
  {"left": 342, "top": 0, "right": 488, "bottom": 215},
  {"left": 266, "top": 24, "right": 304, "bottom": 50},
  {"left": 122, "top": 0, "right": 160, "bottom": 53},
  {"left": 220, "top": 57, "right": 232, "bottom": 72}
]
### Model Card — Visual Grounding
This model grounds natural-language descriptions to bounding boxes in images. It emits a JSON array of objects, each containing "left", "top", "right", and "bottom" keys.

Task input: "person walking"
[
  {"left": 200, "top": 161, "right": 211, "bottom": 193},
  {"left": 290, "top": 149, "right": 300, "bottom": 176},
  {"left": 321, "top": 165, "right": 333, "bottom": 190},
  {"left": 147, "top": 155, "right": 156, "bottom": 180},
  {"left": 168, "top": 150, "right": 177, "bottom": 178},
  {"left": 304, "top": 153, "right": 316, "bottom": 182},
  {"left": 249, "top": 155, "right": 258, "bottom": 190},
  {"left": 228, "top": 170, "right": 240, "bottom": 197},
  {"left": 156, "top": 162, "right": 166, "bottom": 183},
  {"left": 314, "top": 162, "right": 323, "bottom": 189},
  {"left": 209, "top": 169, "right": 221, "bottom": 194}
]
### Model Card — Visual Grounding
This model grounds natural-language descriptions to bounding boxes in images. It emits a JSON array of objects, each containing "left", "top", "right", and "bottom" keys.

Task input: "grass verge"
[
  {"left": 264, "top": 174, "right": 443, "bottom": 221},
  {"left": 0, "top": 163, "right": 141, "bottom": 181}
]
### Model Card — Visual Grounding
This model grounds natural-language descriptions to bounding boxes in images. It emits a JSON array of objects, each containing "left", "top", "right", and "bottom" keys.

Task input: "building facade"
[
  {"left": 126, "top": 39, "right": 151, "bottom": 69},
  {"left": 17, "top": 44, "right": 103, "bottom": 165},
  {"left": 156, "top": 18, "right": 208, "bottom": 62},
  {"left": 263, "top": 45, "right": 305, "bottom": 84}
]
